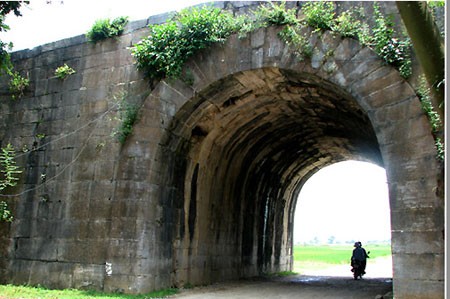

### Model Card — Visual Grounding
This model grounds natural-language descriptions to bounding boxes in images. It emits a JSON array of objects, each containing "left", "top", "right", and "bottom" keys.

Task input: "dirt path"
[{"left": 171, "top": 257, "right": 393, "bottom": 299}]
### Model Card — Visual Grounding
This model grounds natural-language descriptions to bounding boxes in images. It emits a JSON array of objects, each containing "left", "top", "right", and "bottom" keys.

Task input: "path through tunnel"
[{"left": 166, "top": 67, "right": 384, "bottom": 287}]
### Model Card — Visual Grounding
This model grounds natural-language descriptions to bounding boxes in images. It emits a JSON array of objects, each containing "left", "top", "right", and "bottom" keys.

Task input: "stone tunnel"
[{"left": 0, "top": 2, "right": 444, "bottom": 299}]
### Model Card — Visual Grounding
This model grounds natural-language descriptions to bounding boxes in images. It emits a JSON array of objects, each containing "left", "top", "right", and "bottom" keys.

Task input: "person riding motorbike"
[{"left": 351, "top": 241, "right": 369, "bottom": 280}]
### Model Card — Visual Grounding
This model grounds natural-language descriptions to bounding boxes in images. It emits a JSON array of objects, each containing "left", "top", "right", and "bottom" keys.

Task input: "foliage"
[
  {"left": 86, "top": 16, "right": 128, "bottom": 43},
  {"left": 253, "top": 2, "right": 298, "bottom": 27},
  {"left": 55, "top": 63, "right": 76, "bottom": 80},
  {"left": 0, "top": 284, "right": 178, "bottom": 299},
  {"left": 427, "top": 0, "right": 445, "bottom": 8},
  {"left": 131, "top": 2, "right": 415, "bottom": 82},
  {"left": 0, "top": 39, "right": 13, "bottom": 74},
  {"left": 0, "top": 143, "right": 21, "bottom": 222},
  {"left": 302, "top": 1, "right": 335, "bottom": 30},
  {"left": 0, "top": 200, "right": 13, "bottom": 222},
  {"left": 370, "top": 3, "right": 412, "bottom": 78},
  {"left": 0, "top": 1, "right": 27, "bottom": 75},
  {"left": 332, "top": 10, "right": 361, "bottom": 38},
  {"left": 112, "top": 93, "right": 140, "bottom": 144},
  {"left": 8, "top": 71, "right": 29, "bottom": 99},
  {"left": 132, "top": 6, "right": 238, "bottom": 79},
  {"left": 416, "top": 76, "right": 444, "bottom": 160},
  {"left": 278, "top": 26, "right": 312, "bottom": 60}
]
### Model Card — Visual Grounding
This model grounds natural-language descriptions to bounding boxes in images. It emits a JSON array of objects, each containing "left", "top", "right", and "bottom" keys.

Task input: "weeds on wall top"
[
  {"left": 132, "top": 6, "right": 239, "bottom": 80},
  {"left": 86, "top": 16, "right": 129, "bottom": 43},
  {"left": 132, "top": 2, "right": 413, "bottom": 82}
]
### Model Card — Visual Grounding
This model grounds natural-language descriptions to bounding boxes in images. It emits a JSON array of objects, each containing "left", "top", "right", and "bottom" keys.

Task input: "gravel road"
[{"left": 170, "top": 257, "right": 393, "bottom": 299}]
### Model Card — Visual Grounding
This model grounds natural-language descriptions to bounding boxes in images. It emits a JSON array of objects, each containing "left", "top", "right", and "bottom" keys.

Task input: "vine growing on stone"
[
  {"left": 0, "top": 143, "right": 21, "bottom": 222},
  {"left": 416, "top": 76, "right": 444, "bottom": 161},
  {"left": 111, "top": 93, "right": 140, "bottom": 144}
]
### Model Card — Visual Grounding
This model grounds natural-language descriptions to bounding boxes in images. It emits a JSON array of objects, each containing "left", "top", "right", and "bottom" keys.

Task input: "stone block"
[
  {"left": 107, "top": 239, "right": 138, "bottom": 258},
  {"left": 251, "top": 47, "right": 264, "bottom": 69},
  {"left": 109, "top": 217, "right": 137, "bottom": 239},
  {"left": 391, "top": 230, "right": 444, "bottom": 255},
  {"left": 365, "top": 81, "right": 416, "bottom": 110},
  {"left": 393, "top": 252, "right": 444, "bottom": 281},
  {"left": 391, "top": 206, "right": 444, "bottom": 234},
  {"left": 393, "top": 278, "right": 444, "bottom": 299},
  {"left": 58, "top": 220, "right": 90, "bottom": 240},
  {"left": 73, "top": 263, "right": 105, "bottom": 290},
  {"left": 71, "top": 162, "right": 95, "bottom": 182}
]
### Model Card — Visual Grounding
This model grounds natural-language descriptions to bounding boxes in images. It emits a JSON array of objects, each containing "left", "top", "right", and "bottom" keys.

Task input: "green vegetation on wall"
[
  {"left": 132, "top": 2, "right": 413, "bottom": 81},
  {"left": 112, "top": 93, "right": 140, "bottom": 144},
  {"left": 86, "top": 16, "right": 129, "bottom": 43},
  {"left": 8, "top": 71, "right": 28, "bottom": 100},
  {"left": 55, "top": 63, "right": 76, "bottom": 80},
  {"left": 132, "top": 6, "right": 239, "bottom": 80},
  {"left": 0, "top": 143, "right": 21, "bottom": 222},
  {"left": 416, "top": 76, "right": 444, "bottom": 161}
]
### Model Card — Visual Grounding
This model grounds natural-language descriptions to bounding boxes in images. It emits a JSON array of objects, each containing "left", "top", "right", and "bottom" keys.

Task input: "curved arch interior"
[{"left": 170, "top": 67, "right": 385, "bottom": 284}]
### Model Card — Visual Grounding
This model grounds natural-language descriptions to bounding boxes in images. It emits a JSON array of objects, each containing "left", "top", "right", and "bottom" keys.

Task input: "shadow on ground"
[{"left": 171, "top": 275, "right": 393, "bottom": 299}]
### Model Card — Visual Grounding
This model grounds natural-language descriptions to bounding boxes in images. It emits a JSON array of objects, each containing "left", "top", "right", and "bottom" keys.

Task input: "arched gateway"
[{"left": 0, "top": 3, "right": 444, "bottom": 299}]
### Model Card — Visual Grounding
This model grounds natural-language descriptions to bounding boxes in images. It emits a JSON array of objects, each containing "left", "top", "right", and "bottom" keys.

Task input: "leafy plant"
[
  {"left": 86, "top": 16, "right": 128, "bottom": 43},
  {"left": 0, "top": 200, "right": 12, "bottom": 222},
  {"left": 132, "top": 6, "right": 238, "bottom": 80},
  {"left": 370, "top": 3, "right": 412, "bottom": 78},
  {"left": 0, "top": 40, "right": 13, "bottom": 75},
  {"left": 55, "top": 63, "right": 76, "bottom": 79},
  {"left": 254, "top": 2, "right": 298, "bottom": 27},
  {"left": 302, "top": 1, "right": 335, "bottom": 30},
  {"left": 332, "top": 10, "right": 361, "bottom": 38},
  {"left": 417, "top": 76, "right": 444, "bottom": 160},
  {"left": 0, "top": 1, "right": 27, "bottom": 75},
  {"left": 278, "top": 25, "right": 312, "bottom": 60},
  {"left": 0, "top": 143, "right": 22, "bottom": 222},
  {"left": 9, "top": 71, "right": 29, "bottom": 99}
]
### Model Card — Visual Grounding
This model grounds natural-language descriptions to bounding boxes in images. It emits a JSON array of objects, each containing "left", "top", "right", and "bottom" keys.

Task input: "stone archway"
[{"left": 143, "top": 26, "right": 443, "bottom": 298}]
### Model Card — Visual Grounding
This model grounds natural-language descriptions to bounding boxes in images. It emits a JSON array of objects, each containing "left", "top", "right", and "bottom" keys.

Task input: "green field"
[
  {"left": 294, "top": 243, "right": 391, "bottom": 264},
  {"left": 293, "top": 243, "right": 392, "bottom": 272}
]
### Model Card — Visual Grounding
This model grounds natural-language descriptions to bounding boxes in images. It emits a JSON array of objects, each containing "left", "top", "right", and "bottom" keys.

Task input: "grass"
[
  {"left": 0, "top": 244, "right": 391, "bottom": 298},
  {"left": 293, "top": 243, "right": 392, "bottom": 272},
  {"left": 0, "top": 284, "right": 178, "bottom": 299},
  {"left": 294, "top": 244, "right": 391, "bottom": 264}
]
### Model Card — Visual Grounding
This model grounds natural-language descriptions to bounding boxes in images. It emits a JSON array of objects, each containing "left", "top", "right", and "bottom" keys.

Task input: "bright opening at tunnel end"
[{"left": 294, "top": 160, "right": 390, "bottom": 246}]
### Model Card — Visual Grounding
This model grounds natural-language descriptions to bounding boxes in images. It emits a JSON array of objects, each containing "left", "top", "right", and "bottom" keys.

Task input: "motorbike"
[{"left": 351, "top": 260, "right": 365, "bottom": 280}]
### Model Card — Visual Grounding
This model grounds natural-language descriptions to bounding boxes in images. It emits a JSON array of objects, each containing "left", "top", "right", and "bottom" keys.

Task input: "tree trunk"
[{"left": 396, "top": 1, "right": 444, "bottom": 124}]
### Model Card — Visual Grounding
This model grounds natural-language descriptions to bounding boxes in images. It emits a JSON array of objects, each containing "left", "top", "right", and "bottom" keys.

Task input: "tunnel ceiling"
[{"left": 175, "top": 67, "right": 382, "bottom": 195}]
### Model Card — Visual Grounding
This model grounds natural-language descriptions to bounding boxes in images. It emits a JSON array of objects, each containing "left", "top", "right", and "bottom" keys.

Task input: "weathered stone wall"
[{"left": 0, "top": 2, "right": 444, "bottom": 298}]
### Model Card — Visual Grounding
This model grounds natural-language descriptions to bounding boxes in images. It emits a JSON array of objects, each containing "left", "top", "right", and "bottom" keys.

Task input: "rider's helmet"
[{"left": 354, "top": 241, "right": 361, "bottom": 247}]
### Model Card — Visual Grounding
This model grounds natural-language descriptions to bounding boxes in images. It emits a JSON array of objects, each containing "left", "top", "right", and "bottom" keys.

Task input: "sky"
[
  {"left": 294, "top": 161, "right": 390, "bottom": 244},
  {"left": 1, "top": 1, "right": 392, "bottom": 245},
  {"left": 0, "top": 0, "right": 208, "bottom": 51}
]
